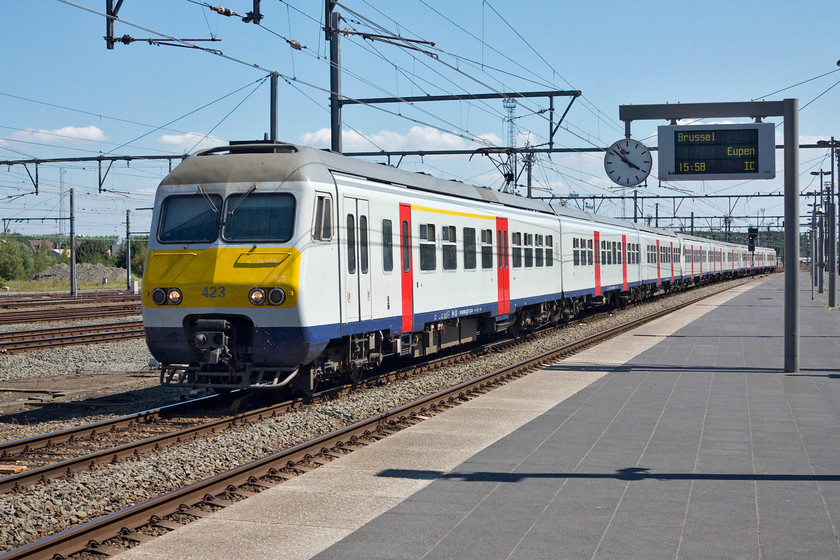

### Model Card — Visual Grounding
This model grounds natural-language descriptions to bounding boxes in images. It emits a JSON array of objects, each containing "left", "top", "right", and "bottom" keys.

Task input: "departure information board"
[{"left": 658, "top": 123, "right": 775, "bottom": 180}]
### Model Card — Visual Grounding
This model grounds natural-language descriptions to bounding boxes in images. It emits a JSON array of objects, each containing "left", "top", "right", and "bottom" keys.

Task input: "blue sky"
[{"left": 2, "top": 0, "right": 839, "bottom": 239}]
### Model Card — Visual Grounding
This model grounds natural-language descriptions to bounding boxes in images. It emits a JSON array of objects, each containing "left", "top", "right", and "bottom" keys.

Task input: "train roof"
[{"left": 162, "top": 142, "right": 769, "bottom": 250}]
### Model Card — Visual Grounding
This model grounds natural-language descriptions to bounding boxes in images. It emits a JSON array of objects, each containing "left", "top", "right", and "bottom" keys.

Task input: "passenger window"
[
  {"left": 512, "top": 232, "right": 523, "bottom": 268},
  {"left": 545, "top": 235, "right": 553, "bottom": 267},
  {"left": 401, "top": 220, "right": 410, "bottom": 273},
  {"left": 573, "top": 237, "right": 580, "bottom": 266},
  {"left": 535, "top": 234, "right": 544, "bottom": 267},
  {"left": 442, "top": 226, "right": 457, "bottom": 270},
  {"left": 382, "top": 219, "right": 393, "bottom": 272},
  {"left": 524, "top": 233, "right": 533, "bottom": 268},
  {"left": 359, "top": 215, "right": 369, "bottom": 274},
  {"left": 346, "top": 214, "right": 356, "bottom": 274},
  {"left": 419, "top": 223, "right": 436, "bottom": 271},
  {"left": 463, "top": 227, "right": 476, "bottom": 270},
  {"left": 481, "top": 229, "right": 493, "bottom": 269},
  {"left": 587, "top": 239, "right": 594, "bottom": 266}
]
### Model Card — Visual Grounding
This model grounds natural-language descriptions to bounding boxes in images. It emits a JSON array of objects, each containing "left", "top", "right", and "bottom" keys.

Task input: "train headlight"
[
  {"left": 268, "top": 288, "right": 286, "bottom": 305},
  {"left": 167, "top": 288, "right": 183, "bottom": 305},
  {"left": 151, "top": 288, "right": 166, "bottom": 305},
  {"left": 249, "top": 288, "right": 266, "bottom": 305}
]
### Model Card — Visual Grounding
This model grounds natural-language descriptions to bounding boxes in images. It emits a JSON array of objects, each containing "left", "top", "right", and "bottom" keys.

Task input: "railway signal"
[{"left": 748, "top": 227, "right": 758, "bottom": 251}]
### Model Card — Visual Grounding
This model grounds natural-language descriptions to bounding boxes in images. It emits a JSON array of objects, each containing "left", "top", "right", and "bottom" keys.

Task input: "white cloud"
[
  {"left": 296, "top": 126, "right": 503, "bottom": 152},
  {"left": 157, "top": 133, "right": 226, "bottom": 154},
  {"left": 5, "top": 125, "right": 106, "bottom": 145}
]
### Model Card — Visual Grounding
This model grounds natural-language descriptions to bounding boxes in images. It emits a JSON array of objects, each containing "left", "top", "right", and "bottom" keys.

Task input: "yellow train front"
[{"left": 142, "top": 143, "right": 338, "bottom": 391}]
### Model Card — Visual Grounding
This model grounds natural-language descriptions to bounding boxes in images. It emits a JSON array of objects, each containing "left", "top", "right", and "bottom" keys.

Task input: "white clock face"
[{"left": 604, "top": 138, "right": 652, "bottom": 186}]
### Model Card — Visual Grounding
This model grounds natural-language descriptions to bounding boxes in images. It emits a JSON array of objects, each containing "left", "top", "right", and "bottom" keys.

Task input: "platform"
[{"left": 117, "top": 273, "right": 840, "bottom": 560}]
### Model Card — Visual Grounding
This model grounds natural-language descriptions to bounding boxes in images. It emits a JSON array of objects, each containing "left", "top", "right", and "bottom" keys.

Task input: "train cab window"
[
  {"left": 224, "top": 193, "right": 295, "bottom": 242},
  {"left": 512, "top": 232, "right": 523, "bottom": 268},
  {"left": 463, "top": 227, "right": 476, "bottom": 270},
  {"left": 346, "top": 214, "right": 356, "bottom": 274},
  {"left": 524, "top": 233, "right": 533, "bottom": 267},
  {"left": 535, "top": 234, "right": 544, "bottom": 267},
  {"left": 359, "top": 215, "right": 369, "bottom": 274},
  {"left": 545, "top": 235, "right": 553, "bottom": 266},
  {"left": 481, "top": 229, "right": 493, "bottom": 269},
  {"left": 382, "top": 219, "right": 393, "bottom": 272},
  {"left": 442, "top": 226, "right": 457, "bottom": 270},
  {"left": 419, "top": 223, "right": 436, "bottom": 271},
  {"left": 312, "top": 194, "right": 333, "bottom": 241},
  {"left": 158, "top": 193, "right": 222, "bottom": 243}
]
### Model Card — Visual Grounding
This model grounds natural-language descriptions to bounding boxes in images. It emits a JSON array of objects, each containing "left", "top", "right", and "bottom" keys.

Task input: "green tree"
[
  {"left": 31, "top": 242, "right": 56, "bottom": 274},
  {"left": 76, "top": 238, "right": 113, "bottom": 266},
  {"left": 114, "top": 237, "right": 148, "bottom": 278},
  {"left": 0, "top": 240, "right": 34, "bottom": 281}
]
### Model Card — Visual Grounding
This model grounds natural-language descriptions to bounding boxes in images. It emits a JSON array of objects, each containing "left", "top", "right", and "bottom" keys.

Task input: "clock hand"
[{"left": 612, "top": 150, "right": 641, "bottom": 171}]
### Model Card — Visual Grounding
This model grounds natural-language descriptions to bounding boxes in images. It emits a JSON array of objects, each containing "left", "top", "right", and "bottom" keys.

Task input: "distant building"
[{"left": 27, "top": 239, "right": 56, "bottom": 253}]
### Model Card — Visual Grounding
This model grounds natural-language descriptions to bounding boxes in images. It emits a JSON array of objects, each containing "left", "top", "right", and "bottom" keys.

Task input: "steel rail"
[
  {"left": 0, "top": 322, "right": 145, "bottom": 353},
  {"left": 0, "top": 304, "right": 141, "bottom": 325},
  {"left": 0, "top": 294, "right": 139, "bottom": 310},
  {"left": 0, "top": 282, "right": 737, "bottom": 560},
  {"left": 0, "top": 321, "right": 142, "bottom": 342}
]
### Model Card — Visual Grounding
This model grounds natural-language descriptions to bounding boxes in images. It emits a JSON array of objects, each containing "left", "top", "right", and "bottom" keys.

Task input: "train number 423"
[{"left": 202, "top": 286, "right": 226, "bottom": 298}]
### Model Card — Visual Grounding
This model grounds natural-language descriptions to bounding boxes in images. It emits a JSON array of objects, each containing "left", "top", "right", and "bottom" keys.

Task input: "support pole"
[
  {"left": 812, "top": 204, "right": 817, "bottom": 297},
  {"left": 819, "top": 206, "right": 825, "bottom": 294},
  {"left": 270, "top": 72, "right": 278, "bottom": 143},
  {"left": 328, "top": 10, "right": 342, "bottom": 153},
  {"left": 70, "top": 189, "right": 77, "bottom": 297},
  {"left": 829, "top": 138, "right": 836, "bottom": 307},
  {"left": 633, "top": 190, "right": 638, "bottom": 223},
  {"left": 126, "top": 210, "right": 132, "bottom": 290},
  {"left": 783, "top": 98, "right": 799, "bottom": 373}
]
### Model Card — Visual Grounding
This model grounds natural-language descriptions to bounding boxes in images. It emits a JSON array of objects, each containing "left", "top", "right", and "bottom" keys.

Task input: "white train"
[{"left": 141, "top": 143, "right": 776, "bottom": 392}]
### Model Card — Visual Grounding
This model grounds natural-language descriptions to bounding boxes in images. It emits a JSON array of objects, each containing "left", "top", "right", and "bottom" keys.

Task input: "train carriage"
[{"left": 142, "top": 142, "right": 775, "bottom": 392}]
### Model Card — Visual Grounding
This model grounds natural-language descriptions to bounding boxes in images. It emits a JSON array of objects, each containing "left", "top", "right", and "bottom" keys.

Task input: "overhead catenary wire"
[{"left": 30, "top": 0, "right": 840, "bottom": 237}]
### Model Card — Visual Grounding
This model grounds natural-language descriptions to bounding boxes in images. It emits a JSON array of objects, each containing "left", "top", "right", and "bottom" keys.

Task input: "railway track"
[
  {"left": 0, "top": 321, "right": 144, "bottom": 353},
  {"left": 0, "top": 281, "right": 739, "bottom": 560},
  {"left": 0, "top": 293, "right": 139, "bottom": 310},
  {"left": 0, "top": 303, "right": 141, "bottom": 325}
]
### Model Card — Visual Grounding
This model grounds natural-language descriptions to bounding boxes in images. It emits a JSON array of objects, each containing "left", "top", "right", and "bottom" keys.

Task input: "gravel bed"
[
  {"left": 0, "top": 314, "right": 143, "bottom": 335},
  {"left": 0, "top": 276, "right": 762, "bottom": 552},
  {"left": 0, "top": 329, "right": 150, "bottom": 383}
]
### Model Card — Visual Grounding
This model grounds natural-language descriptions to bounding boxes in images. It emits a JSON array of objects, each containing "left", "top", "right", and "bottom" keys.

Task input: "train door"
[
  {"left": 341, "top": 196, "right": 372, "bottom": 323},
  {"left": 496, "top": 217, "right": 510, "bottom": 314},
  {"left": 399, "top": 204, "right": 414, "bottom": 332},
  {"left": 594, "top": 230, "right": 601, "bottom": 296},
  {"left": 621, "top": 234, "right": 628, "bottom": 291},
  {"left": 656, "top": 239, "right": 661, "bottom": 285}
]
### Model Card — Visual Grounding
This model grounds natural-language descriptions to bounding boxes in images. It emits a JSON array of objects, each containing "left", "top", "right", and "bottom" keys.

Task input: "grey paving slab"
[{"left": 311, "top": 274, "right": 840, "bottom": 560}]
